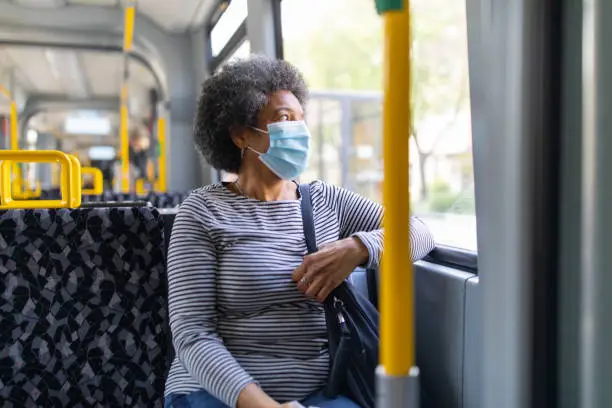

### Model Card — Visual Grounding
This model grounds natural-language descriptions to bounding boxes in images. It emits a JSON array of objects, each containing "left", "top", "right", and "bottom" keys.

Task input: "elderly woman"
[{"left": 164, "top": 56, "right": 435, "bottom": 408}]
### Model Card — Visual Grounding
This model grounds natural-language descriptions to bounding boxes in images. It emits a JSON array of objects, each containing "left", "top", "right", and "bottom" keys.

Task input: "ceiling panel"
[
  {"left": 68, "top": 0, "right": 118, "bottom": 5},
  {"left": 4, "top": 48, "right": 64, "bottom": 94},
  {"left": 12, "top": 0, "right": 216, "bottom": 32},
  {"left": 0, "top": 48, "right": 36, "bottom": 93},
  {"left": 81, "top": 51, "right": 156, "bottom": 98},
  {"left": 135, "top": 0, "right": 213, "bottom": 32},
  {"left": 81, "top": 52, "right": 122, "bottom": 97},
  {"left": 11, "top": 0, "right": 66, "bottom": 8}
]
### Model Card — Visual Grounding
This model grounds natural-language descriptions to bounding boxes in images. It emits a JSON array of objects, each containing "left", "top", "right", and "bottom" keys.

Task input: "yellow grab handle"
[
  {"left": 0, "top": 150, "right": 75, "bottom": 209},
  {"left": 379, "top": 0, "right": 414, "bottom": 375},
  {"left": 67, "top": 155, "right": 82, "bottom": 208},
  {"left": 81, "top": 167, "right": 104, "bottom": 195}
]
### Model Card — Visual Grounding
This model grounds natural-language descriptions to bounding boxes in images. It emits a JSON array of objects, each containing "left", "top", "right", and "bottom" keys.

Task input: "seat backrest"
[{"left": 0, "top": 207, "right": 169, "bottom": 407}]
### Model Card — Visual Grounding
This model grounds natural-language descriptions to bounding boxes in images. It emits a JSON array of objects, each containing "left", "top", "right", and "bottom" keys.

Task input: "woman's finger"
[
  {"left": 305, "top": 274, "right": 325, "bottom": 298},
  {"left": 292, "top": 262, "right": 305, "bottom": 282},
  {"left": 316, "top": 281, "right": 337, "bottom": 303}
]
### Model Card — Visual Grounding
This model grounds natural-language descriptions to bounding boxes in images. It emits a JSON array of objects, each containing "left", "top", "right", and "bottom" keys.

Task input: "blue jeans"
[{"left": 164, "top": 389, "right": 360, "bottom": 408}]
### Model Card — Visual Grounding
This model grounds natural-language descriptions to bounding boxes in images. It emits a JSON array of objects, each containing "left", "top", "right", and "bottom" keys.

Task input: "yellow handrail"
[
  {"left": 0, "top": 150, "right": 77, "bottom": 209},
  {"left": 82, "top": 166, "right": 104, "bottom": 195},
  {"left": 379, "top": 0, "right": 414, "bottom": 376},
  {"left": 67, "top": 154, "right": 82, "bottom": 208}
]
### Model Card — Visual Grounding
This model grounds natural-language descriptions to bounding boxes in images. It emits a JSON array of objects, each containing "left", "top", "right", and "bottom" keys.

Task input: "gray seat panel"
[
  {"left": 463, "top": 276, "right": 482, "bottom": 408},
  {"left": 415, "top": 262, "right": 475, "bottom": 408}
]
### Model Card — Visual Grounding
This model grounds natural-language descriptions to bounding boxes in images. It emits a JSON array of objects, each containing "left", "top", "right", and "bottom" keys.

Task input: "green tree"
[{"left": 282, "top": 0, "right": 471, "bottom": 198}]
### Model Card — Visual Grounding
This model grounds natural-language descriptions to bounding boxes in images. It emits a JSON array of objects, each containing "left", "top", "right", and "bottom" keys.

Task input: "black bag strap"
[{"left": 298, "top": 184, "right": 318, "bottom": 254}]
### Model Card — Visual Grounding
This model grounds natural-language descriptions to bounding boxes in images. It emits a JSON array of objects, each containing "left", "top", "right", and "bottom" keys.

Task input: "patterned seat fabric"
[{"left": 0, "top": 207, "right": 169, "bottom": 407}]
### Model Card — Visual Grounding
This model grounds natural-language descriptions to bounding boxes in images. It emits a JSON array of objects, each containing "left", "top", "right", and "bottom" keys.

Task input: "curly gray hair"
[{"left": 194, "top": 55, "right": 309, "bottom": 173}]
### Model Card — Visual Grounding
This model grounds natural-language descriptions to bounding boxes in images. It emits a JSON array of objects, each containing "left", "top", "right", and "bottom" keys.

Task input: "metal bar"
[
  {"left": 156, "top": 116, "right": 167, "bottom": 192},
  {"left": 81, "top": 167, "right": 104, "bottom": 195},
  {"left": 123, "top": 4, "right": 135, "bottom": 53},
  {"left": 580, "top": 1, "right": 612, "bottom": 406},
  {"left": 120, "top": 99, "right": 130, "bottom": 192},
  {"left": 0, "top": 150, "right": 74, "bottom": 209},
  {"left": 376, "top": 0, "right": 419, "bottom": 401},
  {"left": 9, "top": 101, "right": 18, "bottom": 151},
  {"left": 67, "top": 154, "right": 82, "bottom": 208},
  {"left": 119, "top": 1, "right": 135, "bottom": 193},
  {"left": 271, "top": 0, "right": 284, "bottom": 59},
  {"left": 377, "top": 1, "right": 417, "bottom": 404}
]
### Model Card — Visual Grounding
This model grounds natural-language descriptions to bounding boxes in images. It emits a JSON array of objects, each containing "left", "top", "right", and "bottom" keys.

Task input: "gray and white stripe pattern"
[{"left": 164, "top": 181, "right": 435, "bottom": 407}]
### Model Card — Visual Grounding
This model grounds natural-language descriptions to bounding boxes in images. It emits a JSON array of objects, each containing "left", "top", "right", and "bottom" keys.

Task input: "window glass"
[
  {"left": 282, "top": 0, "right": 476, "bottom": 250},
  {"left": 210, "top": 0, "right": 248, "bottom": 57}
]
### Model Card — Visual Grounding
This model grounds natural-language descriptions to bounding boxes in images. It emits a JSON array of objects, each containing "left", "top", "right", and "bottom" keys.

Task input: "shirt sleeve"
[
  {"left": 167, "top": 197, "right": 255, "bottom": 407},
  {"left": 318, "top": 182, "right": 436, "bottom": 269}
]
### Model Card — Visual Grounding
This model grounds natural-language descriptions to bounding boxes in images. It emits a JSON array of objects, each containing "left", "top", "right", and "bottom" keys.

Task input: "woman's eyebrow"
[{"left": 272, "top": 106, "right": 303, "bottom": 115}]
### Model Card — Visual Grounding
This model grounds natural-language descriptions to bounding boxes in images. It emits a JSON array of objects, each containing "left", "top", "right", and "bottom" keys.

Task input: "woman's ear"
[{"left": 229, "top": 126, "right": 248, "bottom": 150}]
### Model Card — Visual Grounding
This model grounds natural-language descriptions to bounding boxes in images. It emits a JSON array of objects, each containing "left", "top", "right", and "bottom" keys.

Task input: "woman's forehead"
[{"left": 264, "top": 91, "right": 303, "bottom": 114}]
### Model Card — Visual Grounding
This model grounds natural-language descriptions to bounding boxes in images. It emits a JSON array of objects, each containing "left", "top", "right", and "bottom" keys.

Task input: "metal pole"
[
  {"left": 375, "top": 0, "right": 419, "bottom": 406},
  {"left": 580, "top": 0, "right": 612, "bottom": 406},
  {"left": 120, "top": 1, "right": 135, "bottom": 193}
]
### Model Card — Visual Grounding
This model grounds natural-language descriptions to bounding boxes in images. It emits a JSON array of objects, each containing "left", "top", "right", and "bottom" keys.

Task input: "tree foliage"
[{"left": 282, "top": 0, "right": 472, "bottom": 209}]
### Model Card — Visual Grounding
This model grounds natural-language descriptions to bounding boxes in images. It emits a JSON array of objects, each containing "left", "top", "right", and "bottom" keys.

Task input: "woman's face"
[{"left": 240, "top": 90, "right": 304, "bottom": 155}]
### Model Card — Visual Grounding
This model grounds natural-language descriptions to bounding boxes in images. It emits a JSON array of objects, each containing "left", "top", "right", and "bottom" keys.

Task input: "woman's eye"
[{"left": 279, "top": 114, "right": 290, "bottom": 121}]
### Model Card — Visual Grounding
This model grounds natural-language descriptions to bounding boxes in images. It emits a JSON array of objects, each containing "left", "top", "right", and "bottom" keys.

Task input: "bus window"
[
  {"left": 210, "top": 0, "right": 248, "bottom": 57},
  {"left": 282, "top": 0, "right": 476, "bottom": 250}
]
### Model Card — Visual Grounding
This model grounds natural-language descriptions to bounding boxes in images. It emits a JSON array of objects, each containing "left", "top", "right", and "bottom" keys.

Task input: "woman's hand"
[{"left": 292, "top": 237, "right": 369, "bottom": 302}]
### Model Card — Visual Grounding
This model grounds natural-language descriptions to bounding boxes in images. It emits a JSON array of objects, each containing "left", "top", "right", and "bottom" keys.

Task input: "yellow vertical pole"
[
  {"left": 376, "top": 0, "right": 419, "bottom": 404},
  {"left": 9, "top": 98, "right": 21, "bottom": 191},
  {"left": 120, "top": 1, "right": 135, "bottom": 193},
  {"left": 123, "top": 5, "right": 135, "bottom": 52},
  {"left": 156, "top": 116, "right": 167, "bottom": 192},
  {"left": 380, "top": 0, "right": 413, "bottom": 375},
  {"left": 120, "top": 92, "right": 130, "bottom": 192},
  {"left": 9, "top": 101, "right": 18, "bottom": 151}
]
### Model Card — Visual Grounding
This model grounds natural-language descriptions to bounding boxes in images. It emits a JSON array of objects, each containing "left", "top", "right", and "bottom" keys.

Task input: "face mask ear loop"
[
  {"left": 250, "top": 126, "right": 269, "bottom": 134},
  {"left": 241, "top": 147, "right": 245, "bottom": 159}
]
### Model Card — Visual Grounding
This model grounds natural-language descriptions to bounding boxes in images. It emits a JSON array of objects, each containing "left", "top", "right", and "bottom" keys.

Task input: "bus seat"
[
  {"left": 0, "top": 207, "right": 170, "bottom": 407},
  {"left": 158, "top": 209, "right": 178, "bottom": 258}
]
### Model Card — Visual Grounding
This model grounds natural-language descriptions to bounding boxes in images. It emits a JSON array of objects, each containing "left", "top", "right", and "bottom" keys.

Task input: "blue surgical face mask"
[{"left": 248, "top": 120, "right": 311, "bottom": 180}]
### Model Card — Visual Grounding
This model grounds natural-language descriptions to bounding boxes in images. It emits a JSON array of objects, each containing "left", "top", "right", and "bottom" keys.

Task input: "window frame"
[
  {"left": 424, "top": 245, "right": 478, "bottom": 274},
  {"left": 205, "top": 0, "right": 248, "bottom": 73}
]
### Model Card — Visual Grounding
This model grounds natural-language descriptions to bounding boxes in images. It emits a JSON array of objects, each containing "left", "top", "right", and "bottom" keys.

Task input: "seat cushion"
[{"left": 0, "top": 207, "right": 169, "bottom": 407}]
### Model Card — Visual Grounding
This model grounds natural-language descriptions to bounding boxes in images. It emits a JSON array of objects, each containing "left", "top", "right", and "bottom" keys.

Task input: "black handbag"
[{"left": 298, "top": 184, "right": 379, "bottom": 408}]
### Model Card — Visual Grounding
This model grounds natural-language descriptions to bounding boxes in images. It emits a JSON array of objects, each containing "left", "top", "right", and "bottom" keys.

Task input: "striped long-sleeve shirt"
[{"left": 164, "top": 181, "right": 436, "bottom": 407}]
